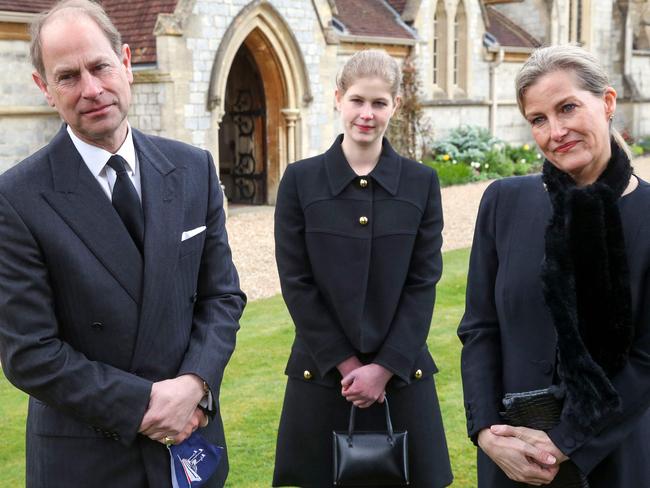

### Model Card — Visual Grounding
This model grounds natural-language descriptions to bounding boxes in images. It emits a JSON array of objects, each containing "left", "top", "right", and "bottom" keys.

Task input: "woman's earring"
[{"left": 609, "top": 113, "right": 615, "bottom": 121}]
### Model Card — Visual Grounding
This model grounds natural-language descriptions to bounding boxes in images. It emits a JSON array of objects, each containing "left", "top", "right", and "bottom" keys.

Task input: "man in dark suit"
[{"left": 0, "top": 1, "right": 246, "bottom": 486}]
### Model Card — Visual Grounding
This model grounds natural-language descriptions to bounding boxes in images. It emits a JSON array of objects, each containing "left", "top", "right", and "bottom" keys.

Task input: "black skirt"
[{"left": 272, "top": 375, "right": 453, "bottom": 488}]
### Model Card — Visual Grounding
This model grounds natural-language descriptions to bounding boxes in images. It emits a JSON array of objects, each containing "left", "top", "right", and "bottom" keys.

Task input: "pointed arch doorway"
[
  {"left": 209, "top": 1, "right": 312, "bottom": 205},
  {"left": 218, "top": 43, "right": 268, "bottom": 204}
]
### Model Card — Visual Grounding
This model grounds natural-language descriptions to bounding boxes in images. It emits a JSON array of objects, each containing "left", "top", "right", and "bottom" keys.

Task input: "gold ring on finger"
[{"left": 164, "top": 435, "right": 175, "bottom": 446}]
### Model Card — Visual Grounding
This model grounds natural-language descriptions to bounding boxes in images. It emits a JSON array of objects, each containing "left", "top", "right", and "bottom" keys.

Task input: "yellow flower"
[
  {"left": 442, "top": 154, "right": 450, "bottom": 161},
  {"left": 523, "top": 144, "right": 530, "bottom": 151}
]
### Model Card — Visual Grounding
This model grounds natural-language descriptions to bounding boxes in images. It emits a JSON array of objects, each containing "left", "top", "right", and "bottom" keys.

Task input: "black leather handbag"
[
  {"left": 332, "top": 398, "right": 409, "bottom": 486},
  {"left": 501, "top": 386, "right": 589, "bottom": 488}
]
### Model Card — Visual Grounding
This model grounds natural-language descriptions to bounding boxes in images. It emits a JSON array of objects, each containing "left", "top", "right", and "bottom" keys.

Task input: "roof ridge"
[{"left": 486, "top": 4, "right": 541, "bottom": 48}]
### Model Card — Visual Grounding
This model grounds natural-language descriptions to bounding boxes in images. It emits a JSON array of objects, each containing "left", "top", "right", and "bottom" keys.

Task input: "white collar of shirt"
[
  {"left": 66, "top": 124, "right": 137, "bottom": 176},
  {"left": 66, "top": 124, "right": 142, "bottom": 201}
]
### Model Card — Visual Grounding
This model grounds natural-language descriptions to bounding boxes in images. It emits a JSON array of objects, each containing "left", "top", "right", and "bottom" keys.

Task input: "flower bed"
[{"left": 422, "top": 126, "right": 542, "bottom": 187}]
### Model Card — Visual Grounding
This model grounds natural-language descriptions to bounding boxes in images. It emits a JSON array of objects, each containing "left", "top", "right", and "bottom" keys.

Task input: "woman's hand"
[
  {"left": 340, "top": 363, "right": 393, "bottom": 408},
  {"left": 478, "top": 427, "right": 560, "bottom": 486},
  {"left": 337, "top": 356, "right": 364, "bottom": 378},
  {"left": 490, "top": 425, "right": 569, "bottom": 463}
]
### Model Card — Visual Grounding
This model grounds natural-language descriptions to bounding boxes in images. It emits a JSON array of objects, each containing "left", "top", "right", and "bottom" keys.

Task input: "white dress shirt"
[{"left": 67, "top": 125, "right": 142, "bottom": 202}]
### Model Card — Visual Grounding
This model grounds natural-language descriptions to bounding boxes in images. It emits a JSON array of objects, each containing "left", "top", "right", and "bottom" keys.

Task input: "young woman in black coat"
[
  {"left": 459, "top": 44, "right": 650, "bottom": 487},
  {"left": 272, "top": 49, "right": 453, "bottom": 488}
]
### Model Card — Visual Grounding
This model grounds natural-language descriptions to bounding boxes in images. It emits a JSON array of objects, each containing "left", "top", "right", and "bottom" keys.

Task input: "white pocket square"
[{"left": 181, "top": 226, "right": 206, "bottom": 241}]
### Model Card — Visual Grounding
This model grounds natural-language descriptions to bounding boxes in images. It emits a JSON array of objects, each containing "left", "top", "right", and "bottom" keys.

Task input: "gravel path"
[{"left": 227, "top": 156, "right": 650, "bottom": 301}]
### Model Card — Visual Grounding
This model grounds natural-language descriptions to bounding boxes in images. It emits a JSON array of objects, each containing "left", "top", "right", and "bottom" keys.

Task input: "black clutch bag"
[
  {"left": 501, "top": 386, "right": 589, "bottom": 488},
  {"left": 332, "top": 398, "right": 409, "bottom": 486}
]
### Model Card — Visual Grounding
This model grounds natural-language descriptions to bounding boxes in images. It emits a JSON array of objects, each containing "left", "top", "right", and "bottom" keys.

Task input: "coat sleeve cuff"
[
  {"left": 116, "top": 377, "right": 153, "bottom": 446},
  {"left": 313, "top": 337, "right": 357, "bottom": 377},
  {"left": 547, "top": 421, "right": 591, "bottom": 455},
  {"left": 373, "top": 345, "right": 414, "bottom": 383},
  {"left": 465, "top": 401, "right": 503, "bottom": 446}
]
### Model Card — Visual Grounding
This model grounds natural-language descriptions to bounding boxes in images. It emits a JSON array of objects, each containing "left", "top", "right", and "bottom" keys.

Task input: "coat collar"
[{"left": 324, "top": 134, "right": 402, "bottom": 196}]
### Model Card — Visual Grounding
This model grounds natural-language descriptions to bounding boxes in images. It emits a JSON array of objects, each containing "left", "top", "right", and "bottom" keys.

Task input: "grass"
[{"left": 0, "top": 247, "right": 476, "bottom": 487}]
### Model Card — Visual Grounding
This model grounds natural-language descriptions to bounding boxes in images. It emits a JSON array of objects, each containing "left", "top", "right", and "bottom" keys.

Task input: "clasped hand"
[
  {"left": 138, "top": 374, "right": 208, "bottom": 445},
  {"left": 478, "top": 425, "right": 568, "bottom": 486},
  {"left": 338, "top": 357, "right": 393, "bottom": 408}
]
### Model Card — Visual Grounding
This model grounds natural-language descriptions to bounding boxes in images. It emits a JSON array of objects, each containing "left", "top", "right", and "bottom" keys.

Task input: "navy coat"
[
  {"left": 273, "top": 136, "right": 452, "bottom": 487},
  {"left": 0, "top": 127, "right": 246, "bottom": 488},
  {"left": 458, "top": 174, "right": 650, "bottom": 487}
]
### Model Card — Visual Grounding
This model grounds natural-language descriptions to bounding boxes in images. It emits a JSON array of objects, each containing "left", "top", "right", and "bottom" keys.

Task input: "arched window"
[
  {"left": 569, "top": 0, "right": 590, "bottom": 46},
  {"left": 452, "top": 0, "right": 468, "bottom": 96},
  {"left": 433, "top": 0, "right": 447, "bottom": 93}
]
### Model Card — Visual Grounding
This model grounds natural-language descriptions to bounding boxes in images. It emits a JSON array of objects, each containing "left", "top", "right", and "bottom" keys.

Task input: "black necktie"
[{"left": 106, "top": 155, "right": 144, "bottom": 252}]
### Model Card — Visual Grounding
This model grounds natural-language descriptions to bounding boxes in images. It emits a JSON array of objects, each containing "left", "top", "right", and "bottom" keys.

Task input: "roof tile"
[
  {"left": 334, "top": 0, "right": 414, "bottom": 40},
  {"left": 0, "top": 0, "right": 177, "bottom": 64},
  {"left": 386, "top": 0, "right": 407, "bottom": 14},
  {"left": 485, "top": 5, "right": 540, "bottom": 48}
]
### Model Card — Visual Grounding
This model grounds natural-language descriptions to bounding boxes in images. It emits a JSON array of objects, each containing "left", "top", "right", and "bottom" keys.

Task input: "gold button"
[
  {"left": 414, "top": 369, "right": 423, "bottom": 379},
  {"left": 359, "top": 216, "right": 368, "bottom": 226},
  {"left": 359, "top": 178, "right": 368, "bottom": 188},
  {"left": 303, "top": 370, "right": 312, "bottom": 380}
]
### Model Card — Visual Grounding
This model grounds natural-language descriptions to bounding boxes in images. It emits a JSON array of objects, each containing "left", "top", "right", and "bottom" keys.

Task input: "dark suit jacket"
[
  {"left": 0, "top": 126, "right": 246, "bottom": 488},
  {"left": 458, "top": 175, "right": 650, "bottom": 487}
]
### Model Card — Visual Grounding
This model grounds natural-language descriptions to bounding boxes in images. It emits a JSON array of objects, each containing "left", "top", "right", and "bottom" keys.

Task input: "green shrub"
[
  {"left": 483, "top": 149, "right": 514, "bottom": 176},
  {"left": 432, "top": 126, "right": 498, "bottom": 155},
  {"left": 505, "top": 144, "right": 541, "bottom": 166},
  {"left": 637, "top": 137, "right": 650, "bottom": 154},
  {"left": 424, "top": 160, "right": 475, "bottom": 187},
  {"left": 427, "top": 126, "right": 542, "bottom": 185},
  {"left": 631, "top": 144, "right": 645, "bottom": 157}
]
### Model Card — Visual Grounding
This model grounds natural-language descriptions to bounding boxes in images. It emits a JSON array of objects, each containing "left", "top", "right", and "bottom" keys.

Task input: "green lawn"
[{"left": 0, "top": 247, "right": 476, "bottom": 487}]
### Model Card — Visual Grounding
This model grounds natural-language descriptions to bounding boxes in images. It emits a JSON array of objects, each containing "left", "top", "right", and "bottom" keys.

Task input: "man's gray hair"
[{"left": 30, "top": 0, "right": 122, "bottom": 80}]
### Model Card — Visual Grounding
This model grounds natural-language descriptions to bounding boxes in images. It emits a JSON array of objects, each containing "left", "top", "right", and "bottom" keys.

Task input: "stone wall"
[
  {"left": 423, "top": 101, "right": 531, "bottom": 144},
  {"left": 630, "top": 52, "right": 650, "bottom": 98},
  {"left": 0, "top": 116, "right": 62, "bottom": 172},
  {"left": 1, "top": 40, "right": 42, "bottom": 107},
  {"left": 186, "top": 0, "right": 329, "bottom": 156},
  {"left": 129, "top": 81, "right": 166, "bottom": 137},
  {"left": 0, "top": 39, "right": 60, "bottom": 171}
]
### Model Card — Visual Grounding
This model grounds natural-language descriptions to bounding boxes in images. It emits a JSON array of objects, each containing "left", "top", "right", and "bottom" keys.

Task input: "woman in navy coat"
[
  {"left": 272, "top": 50, "right": 453, "bottom": 488},
  {"left": 459, "top": 45, "right": 650, "bottom": 487}
]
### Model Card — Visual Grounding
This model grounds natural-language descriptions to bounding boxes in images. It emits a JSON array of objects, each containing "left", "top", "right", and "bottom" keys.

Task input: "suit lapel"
[
  {"left": 41, "top": 127, "right": 143, "bottom": 303},
  {"left": 129, "top": 130, "right": 184, "bottom": 370}
]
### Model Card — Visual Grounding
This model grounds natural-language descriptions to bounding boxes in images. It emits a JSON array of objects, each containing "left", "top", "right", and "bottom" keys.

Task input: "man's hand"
[
  {"left": 150, "top": 407, "right": 208, "bottom": 445},
  {"left": 478, "top": 427, "right": 560, "bottom": 486},
  {"left": 138, "top": 374, "right": 206, "bottom": 442},
  {"left": 340, "top": 363, "right": 393, "bottom": 408},
  {"left": 490, "top": 425, "right": 569, "bottom": 464}
]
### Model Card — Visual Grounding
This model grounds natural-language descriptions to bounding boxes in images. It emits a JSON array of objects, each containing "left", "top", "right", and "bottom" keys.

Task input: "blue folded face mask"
[{"left": 169, "top": 432, "right": 223, "bottom": 488}]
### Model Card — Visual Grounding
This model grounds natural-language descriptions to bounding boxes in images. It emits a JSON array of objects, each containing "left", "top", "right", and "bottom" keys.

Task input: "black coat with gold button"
[{"left": 272, "top": 136, "right": 453, "bottom": 488}]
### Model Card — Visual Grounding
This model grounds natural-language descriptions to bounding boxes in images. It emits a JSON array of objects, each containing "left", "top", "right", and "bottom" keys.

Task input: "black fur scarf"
[{"left": 541, "top": 140, "right": 634, "bottom": 432}]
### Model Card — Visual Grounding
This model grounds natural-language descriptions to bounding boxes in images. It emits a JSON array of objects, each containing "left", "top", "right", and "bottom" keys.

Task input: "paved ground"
[{"left": 227, "top": 156, "right": 650, "bottom": 301}]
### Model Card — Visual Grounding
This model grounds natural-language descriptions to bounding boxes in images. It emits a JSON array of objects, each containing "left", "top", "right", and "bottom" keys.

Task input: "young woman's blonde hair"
[
  {"left": 336, "top": 49, "right": 402, "bottom": 100},
  {"left": 515, "top": 44, "right": 631, "bottom": 158}
]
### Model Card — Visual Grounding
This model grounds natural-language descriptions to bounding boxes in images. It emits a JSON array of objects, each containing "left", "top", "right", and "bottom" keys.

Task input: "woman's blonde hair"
[
  {"left": 515, "top": 44, "right": 630, "bottom": 158},
  {"left": 336, "top": 49, "right": 402, "bottom": 100}
]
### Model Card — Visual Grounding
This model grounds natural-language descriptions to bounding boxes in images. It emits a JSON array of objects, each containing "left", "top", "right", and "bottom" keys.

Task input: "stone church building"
[{"left": 1, "top": 0, "right": 649, "bottom": 204}]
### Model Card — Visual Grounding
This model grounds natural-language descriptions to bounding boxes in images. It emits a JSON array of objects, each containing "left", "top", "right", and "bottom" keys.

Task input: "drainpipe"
[{"left": 483, "top": 33, "right": 504, "bottom": 137}]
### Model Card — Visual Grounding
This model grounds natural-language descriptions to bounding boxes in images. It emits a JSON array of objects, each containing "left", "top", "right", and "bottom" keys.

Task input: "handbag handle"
[{"left": 346, "top": 398, "right": 395, "bottom": 447}]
